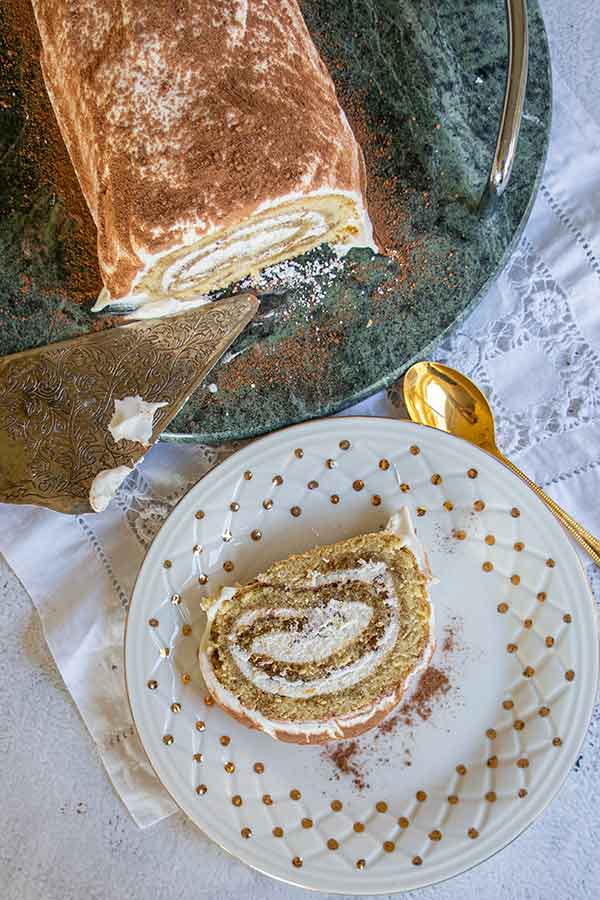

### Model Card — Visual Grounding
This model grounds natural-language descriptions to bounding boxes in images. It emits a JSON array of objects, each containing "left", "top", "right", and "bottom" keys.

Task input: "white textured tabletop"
[{"left": 2, "top": 2, "right": 600, "bottom": 898}]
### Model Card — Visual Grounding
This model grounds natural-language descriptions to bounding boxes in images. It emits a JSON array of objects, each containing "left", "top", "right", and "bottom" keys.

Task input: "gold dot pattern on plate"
[
  {"left": 467, "top": 468, "right": 478, "bottom": 478},
  {"left": 220, "top": 735, "right": 230, "bottom": 746},
  {"left": 431, "top": 473, "right": 442, "bottom": 485},
  {"left": 485, "top": 791, "right": 497, "bottom": 803},
  {"left": 147, "top": 680, "right": 158, "bottom": 690},
  {"left": 537, "top": 591, "right": 547, "bottom": 602},
  {"left": 468, "top": 828, "right": 479, "bottom": 839},
  {"left": 400, "top": 482, "right": 410, "bottom": 493},
  {"left": 162, "top": 734, "right": 174, "bottom": 745},
  {"left": 301, "top": 817, "right": 313, "bottom": 828},
  {"left": 564, "top": 613, "right": 572, "bottom": 623},
  {"left": 241, "top": 827, "right": 252, "bottom": 839},
  {"left": 308, "top": 480, "right": 319, "bottom": 490},
  {"left": 272, "top": 827, "right": 283, "bottom": 838},
  {"left": 429, "top": 829, "right": 442, "bottom": 841},
  {"left": 483, "top": 561, "right": 493, "bottom": 572},
  {"left": 326, "top": 458, "right": 336, "bottom": 469},
  {"left": 352, "top": 479, "right": 364, "bottom": 491},
  {"left": 510, "top": 574, "right": 521, "bottom": 586},
  {"left": 486, "top": 728, "right": 497, "bottom": 739},
  {"left": 487, "top": 756, "right": 498, "bottom": 769},
  {"left": 447, "top": 796, "right": 459, "bottom": 806},
  {"left": 507, "top": 643, "right": 518, "bottom": 653},
  {"left": 263, "top": 498, "right": 273, "bottom": 510},
  {"left": 294, "top": 448, "right": 304, "bottom": 458},
  {"left": 497, "top": 602, "right": 509, "bottom": 614},
  {"left": 170, "top": 593, "right": 181, "bottom": 605},
  {"left": 290, "top": 506, "right": 302, "bottom": 517},
  {"left": 339, "top": 439, "right": 351, "bottom": 450},
  {"left": 198, "top": 574, "right": 208, "bottom": 585},
  {"left": 553, "top": 737, "right": 563, "bottom": 747},
  {"left": 412, "top": 856, "right": 423, "bottom": 866},
  {"left": 290, "top": 789, "right": 301, "bottom": 800},
  {"left": 399, "top": 816, "right": 410, "bottom": 827},
  {"left": 473, "top": 499, "right": 485, "bottom": 511},
  {"left": 263, "top": 794, "right": 273, "bottom": 806},
  {"left": 223, "top": 561, "right": 234, "bottom": 572},
  {"left": 416, "top": 790, "right": 427, "bottom": 802},
  {"left": 195, "top": 510, "right": 205, "bottom": 520},
  {"left": 517, "top": 758, "right": 530, "bottom": 769},
  {"left": 518, "top": 788, "right": 528, "bottom": 798},
  {"left": 456, "top": 764, "right": 467, "bottom": 775},
  {"left": 539, "top": 706, "right": 550, "bottom": 717},
  {"left": 356, "top": 859, "right": 366, "bottom": 870},
  {"left": 254, "top": 762, "right": 264, "bottom": 774},
  {"left": 331, "top": 800, "right": 343, "bottom": 812},
  {"left": 244, "top": 470, "right": 252, "bottom": 480},
  {"left": 454, "top": 529, "right": 466, "bottom": 541},
  {"left": 204, "top": 695, "right": 214, "bottom": 707},
  {"left": 353, "top": 822, "right": 365, "bottom": 833},
  {"left": 514, "top": 720, "right": 525, "bottom": 731},
  {"left": 163, "top": 559, "right": 172, "bottom": 569},
  {"left": 195, "top": 720, "right": 206, "bottom": 731},
  {"left": 443, "top": 500, "right": 454, "bottom": 510},
  {"left": 503, "top": 699, "right": 514, "bottom": 710},
  {"left": 416, "top": 506, "right": 427, "bottom": 517},
  {"left": 222, "top": 529, "right": 233, "bottom": 542},
  {"left": 485, "top": 534, "right": 496, "bottom": 545},
  {"left": 224, "top": 762, "right": 235, "bottom": 774},
  {"left": 376, "top": 801, "right": 388, "bottom": 813},
  {"left": 511, "top": 507, "right": 520, "bottom": 517},
  {"left": 546, "top": 558, "right": 556, "bottom": 568},
  {"left": 232, "top": 795, "right": 243, "bottom": 807},
  {"left": 410, "top": 445, "right": 420, "bottom": 456},
  {"left": 193, "top": 753, "right": 203, "bottom": 762},
  {"left": 566, "top": 670, "right": 575, "bottom": 681},
  {"left": 195, "top": 784, "right": 207, "bottom": 795},
  {"left": 383, "top": 841, "right": 394, "bottom": 853},
  {"left": 181, "top": 672, "right": 191, "bottom": 684},
  {"left": 330, "top": 494, "right": 340, "bottom": 504},
  {"left": 292, "top": 856, "right": 303, "bottom": 868},
  {"left": 230, "top": 502, "right": 240, "bottom": 512},
  {"left": 148, "top": 617, "right": 159, "bottom": 627},
  {"left": 159, "top": 647, "right": 170, "bottom": 658},
  {"left": 379, "top": 458, "right": 390, "bottom": 470},
  {"left": 371, "top": 495, "right": 382, "bottom": 506},
  {"left": 523, "top": 666, "right": 535, "bottom": 678},
  {"left": 250, "top": 529, "right": 262, "bottom": 541},
  {"left": 170, "top": 702, "right": 181, "bottom": 713},
  {"left": 273, "top": 474, "right": 284, "bottom": 486},
  {"left": 182, "top": 624, "right": 192, "bottom": 636},
  {"left": 524, "top": 618, "right": 533, "bottom": 629},
  {"left": 514, "top": 541, "right": 525, "bottom": 552}
]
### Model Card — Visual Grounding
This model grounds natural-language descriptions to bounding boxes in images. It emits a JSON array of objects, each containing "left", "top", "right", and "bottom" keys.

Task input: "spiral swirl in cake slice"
[{"left": 199, "top": 508, "right": 434, "bottom": 743}]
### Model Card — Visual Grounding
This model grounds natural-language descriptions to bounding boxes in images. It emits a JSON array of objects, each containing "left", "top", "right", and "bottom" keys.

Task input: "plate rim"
[{"left": 124, "top": 415, "right": 599, "bottom": 893}]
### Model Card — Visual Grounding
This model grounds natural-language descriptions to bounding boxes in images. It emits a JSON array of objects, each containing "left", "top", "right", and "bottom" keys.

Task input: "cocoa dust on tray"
[{"left": 1, "top": 0, "right": 101, "bottom": 302}]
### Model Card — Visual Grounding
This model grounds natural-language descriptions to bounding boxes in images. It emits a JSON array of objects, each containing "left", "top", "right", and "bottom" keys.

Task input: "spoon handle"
[{"left": 496, "top": 452, "right": 600, "bottom": 567}]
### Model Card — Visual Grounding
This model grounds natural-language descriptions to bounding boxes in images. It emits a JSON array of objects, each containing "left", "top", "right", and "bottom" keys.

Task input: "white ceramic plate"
[{"left": 125, "top": 418, "right": 598, "bottom": 893}]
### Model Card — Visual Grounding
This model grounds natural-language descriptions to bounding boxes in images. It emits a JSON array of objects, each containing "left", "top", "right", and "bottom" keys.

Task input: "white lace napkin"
[{"left": 1, "top": 72, "right": 599, "bottom": 830}]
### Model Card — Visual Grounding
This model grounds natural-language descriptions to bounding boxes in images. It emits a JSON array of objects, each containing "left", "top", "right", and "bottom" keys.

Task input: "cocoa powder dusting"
[
  {"left": 398, "top": 667, "right": 451, "bottom": 726},
  {"left": 1, "top": 0, "right": 101, "bottom": 302},
  {"left": 323, "top": 740, "right": 366, "bottom": 791}
]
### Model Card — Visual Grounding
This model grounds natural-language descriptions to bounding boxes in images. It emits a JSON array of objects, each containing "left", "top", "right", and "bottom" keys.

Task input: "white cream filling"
[
  {"left": 108, "top": 395, "right": 168, "bottom": 445},
  {"left": 234, "top": 600, "right": 373, "bottom": 664}
]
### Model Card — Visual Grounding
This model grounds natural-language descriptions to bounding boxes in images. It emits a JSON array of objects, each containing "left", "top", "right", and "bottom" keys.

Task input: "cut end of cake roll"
[
  {"left": 93, "top": 189, "right": 375, "bottom": 313},
  {"left": 198, "top": 507, "right": 434, "bottom": 744}
]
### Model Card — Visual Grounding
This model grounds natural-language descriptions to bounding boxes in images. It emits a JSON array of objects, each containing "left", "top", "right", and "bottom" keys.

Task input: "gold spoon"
[{"left": 403, "top": 361, "right": 600, "bottom": 566}]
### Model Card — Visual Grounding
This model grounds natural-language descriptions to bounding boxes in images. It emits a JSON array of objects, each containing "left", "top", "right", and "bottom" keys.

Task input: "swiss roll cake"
[
  {"left": 199, "top": 508, "right": 434, "bottom": 744},
  {"left": 31, "top": 0, "right": 376, "bottom": 313}
]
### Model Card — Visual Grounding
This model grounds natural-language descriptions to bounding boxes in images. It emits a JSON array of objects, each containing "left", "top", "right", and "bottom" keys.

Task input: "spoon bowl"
[{"left": 403, "top": 361, "right": 600, "bottom": 566}]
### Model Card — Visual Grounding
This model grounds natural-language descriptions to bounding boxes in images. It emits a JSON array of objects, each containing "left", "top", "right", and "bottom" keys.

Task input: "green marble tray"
[{"left": 0, "top": 0, "right": 551, "bottom": 444}]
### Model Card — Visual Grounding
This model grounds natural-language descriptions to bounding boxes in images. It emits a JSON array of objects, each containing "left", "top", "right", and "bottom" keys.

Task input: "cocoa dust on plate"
[{"left": 322, "top": 619, "right": 462, "bottom": 789}]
